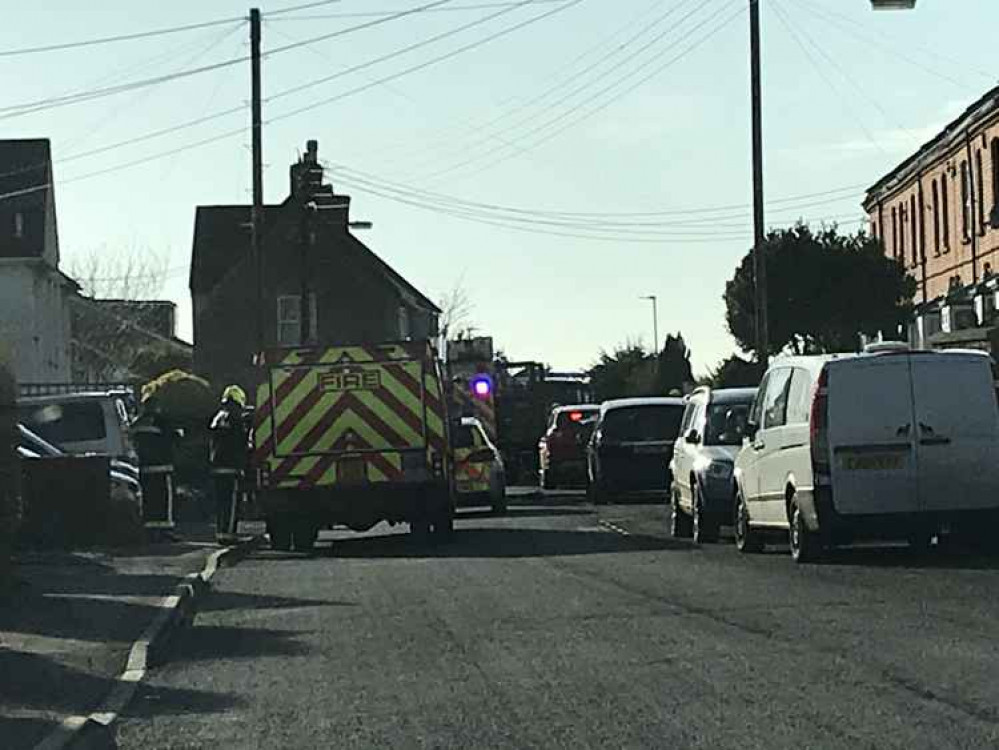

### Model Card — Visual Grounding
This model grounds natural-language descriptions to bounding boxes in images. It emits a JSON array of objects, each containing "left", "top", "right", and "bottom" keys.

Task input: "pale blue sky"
[{"left": 3, "top": 0, "right": 997, "bottom": 374}]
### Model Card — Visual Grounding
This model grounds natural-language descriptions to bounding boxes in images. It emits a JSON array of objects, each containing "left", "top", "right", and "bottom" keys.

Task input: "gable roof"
[{"left": 190, "top": 200, "right": 440, "bottom": 314}]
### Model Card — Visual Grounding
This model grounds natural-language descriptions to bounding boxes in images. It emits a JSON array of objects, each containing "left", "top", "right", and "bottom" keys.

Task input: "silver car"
[{"left": 669, "top": 387, "right": 756, "bottom": 543}]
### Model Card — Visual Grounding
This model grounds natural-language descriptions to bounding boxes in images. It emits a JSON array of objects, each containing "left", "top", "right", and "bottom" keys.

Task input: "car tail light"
[{"left": 810, "top": 366, "right": 830, "bottom": 478}]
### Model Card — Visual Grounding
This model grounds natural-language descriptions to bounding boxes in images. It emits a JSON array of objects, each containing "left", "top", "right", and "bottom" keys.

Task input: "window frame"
[
  {"left": 910, "top": 194, "right": 918, "bottom": 266},
  {"left": 931, "top": 179, "right": 941, "bottom": 255},
  {"left": 760, "top": 367, "right": 793, "bottom": 431},
  {"left": 976, "top": 149, "right": 985, "bottom": 229},
  {"left": 891, "top": 206, "right": 898, "bottom": 260},
  {"left": 276, "top": 293, "right": 317, "bottom": 347},
  {"left": 941, "top": 173, "right": 951, "bottom": 251},
  {"left": 961, "top": 160, "right": 971, "bottom": 241}
]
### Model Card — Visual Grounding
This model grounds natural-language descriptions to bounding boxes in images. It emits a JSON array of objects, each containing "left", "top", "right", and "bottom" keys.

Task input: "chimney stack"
[{"left": 290, "top": 139, "right": 323, "bottom": 196}]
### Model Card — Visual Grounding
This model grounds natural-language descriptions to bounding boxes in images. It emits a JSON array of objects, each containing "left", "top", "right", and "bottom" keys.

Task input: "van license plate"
[
  {"left": 840, "top": 454, "right": 903, "bottom": 471},
  {"left": 337, "top": 458, "right": 367, "bottom": 484}
]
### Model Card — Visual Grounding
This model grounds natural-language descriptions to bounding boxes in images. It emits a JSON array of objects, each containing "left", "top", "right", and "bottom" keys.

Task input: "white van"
[
  {"left": 18, "top": 392, "right": 138, "bottom": 471},
  {"left": 733, "top": 346, "right": 999, "bottom": 562}
]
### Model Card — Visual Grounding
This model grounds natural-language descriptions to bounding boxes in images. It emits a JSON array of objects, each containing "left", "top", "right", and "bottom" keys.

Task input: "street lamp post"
[
  {"left": 749, "top": 0, "right": 768, "bottom": 369},
  {"left": 641, "top": 295, "right": 659, "bottom": 353}
]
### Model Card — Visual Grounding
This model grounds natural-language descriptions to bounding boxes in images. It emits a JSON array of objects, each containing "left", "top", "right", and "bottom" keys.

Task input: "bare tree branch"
[{"left": 438, "top": 275, "right": 475, "bottom": 341}]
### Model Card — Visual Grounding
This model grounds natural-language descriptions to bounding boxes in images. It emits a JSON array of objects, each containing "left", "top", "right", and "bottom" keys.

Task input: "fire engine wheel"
[
  {"left": 432, "top": 510, "right": 454, "bottom": 539},
  {"left": 410, "top": 519, "right": 432, "bottom": 540},
  {"left": 293, "top": 521, "right": 319, "bottom": 554},
  {"left": 267, "top": 519, "right": 292, "bottom": 552}
]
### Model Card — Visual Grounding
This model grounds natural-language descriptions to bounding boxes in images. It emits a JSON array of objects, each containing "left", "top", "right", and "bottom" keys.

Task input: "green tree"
[
  {"left": 724, "top": 224, "right": 916, "bottom": 358},
  {"left": 657, "top": 333, "right": 694, "bottom": 395},
  {"left": 588, "top": 342, "right": 656, "bottom": 402},
  {"left": 706, "top": 354, "right": 763, "bottom": 389}
]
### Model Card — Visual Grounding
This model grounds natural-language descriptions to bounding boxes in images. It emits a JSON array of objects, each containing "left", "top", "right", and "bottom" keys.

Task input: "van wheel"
[
  {"left": 734, "top": 494, "right": 763, "bottom": 553},
  {"left": 692, "top": 485, "right": 719, "bottom": 544},
  {"left": 670, "top": 489, "right": 693, "bottom": 539},
  {"left": 789, "top": 501, "right": 819, "bottom": 563},
  {"left": 541, "top": 468, "right": 554, "bottom": 491}
]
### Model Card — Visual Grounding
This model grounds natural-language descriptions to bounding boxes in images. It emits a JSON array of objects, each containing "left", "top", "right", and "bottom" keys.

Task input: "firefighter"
[
  {"left": 132, "top": 396, "right": 176, "bottom": 539},
  {"left": 209, "top": 385, "right": 251, "bottom": 544}
]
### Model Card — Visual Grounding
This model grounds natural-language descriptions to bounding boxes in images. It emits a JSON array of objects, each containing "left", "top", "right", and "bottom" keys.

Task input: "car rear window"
[
  {"left": 705, "top": 402, "right": 752, "bottom": 446},
  {"left": 601, "top": 405, "right": 684, "bottom": 442},
  {"left": 555, "top": 408, "right": 598, "bottom": 430},
  {"left": 19, "top": 401, "right": 107, "bottom": 445}
]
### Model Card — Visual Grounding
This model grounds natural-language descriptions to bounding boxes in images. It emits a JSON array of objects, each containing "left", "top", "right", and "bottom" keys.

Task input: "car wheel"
[
  {"left": 541, "top": 467, "right": 555, "bottom": 491},
  {"left": 788, "top": 500, "right": 819, "bottom": 563},
  {"left": 691, "top": 484, "right": 719, "bottom": 544},
  {"left": 734, "top": 493, "right": 763, "bottom": 553},
  {"left": 267, "top": 518, "right": 292, "bottom": 552},
  {"left": 670, "top": 488, "right": 693, "bottom": 539},
  {"left": 491, "top": 477, "right": 508, "bottom": 515}
]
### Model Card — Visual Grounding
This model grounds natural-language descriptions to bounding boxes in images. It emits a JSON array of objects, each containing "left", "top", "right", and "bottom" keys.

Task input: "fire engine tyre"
[
  {"left": 293, "top": 521, "right": 319, "bottom": 554},
  {"left": 788, "top": 500, "right": 820, "bottom": 564},
  {"left": 734, "top": 494, "right": 764, "bottom": 554},
  {"left": 431, "top": 511, "right": 454, "bottom": 540},
  {"left": 267, "top": 518, "right": 292, "bottom": 552},
  {"left": 410, "top": 519, "right": 432, "bottom": 540}
]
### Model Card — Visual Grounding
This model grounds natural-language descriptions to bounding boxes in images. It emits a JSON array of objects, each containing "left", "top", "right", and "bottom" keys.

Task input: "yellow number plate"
[{"left": 840, "top": 454, "right": 904, "bottom": 471}]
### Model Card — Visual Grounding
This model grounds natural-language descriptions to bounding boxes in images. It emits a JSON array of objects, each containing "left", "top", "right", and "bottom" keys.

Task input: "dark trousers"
[
  {"left": 140, "top": 467, "right": 174, "bottom": 529},
  {"left": 213, "top": 471, "right": 240, "bottom": 537}
]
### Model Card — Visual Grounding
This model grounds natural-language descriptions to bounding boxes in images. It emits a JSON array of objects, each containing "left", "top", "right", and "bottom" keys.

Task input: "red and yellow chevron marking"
[{"left": 253, "top": 342, "right": 450, "bottom": 489}]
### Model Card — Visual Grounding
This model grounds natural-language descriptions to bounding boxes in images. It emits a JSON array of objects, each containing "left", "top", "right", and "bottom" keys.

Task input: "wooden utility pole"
[
  {"left": 749, "top": 0, "right": 768, "bottom": 367},
  {"left": 250, "top": 8, "right": 264, "bottom": 354}
]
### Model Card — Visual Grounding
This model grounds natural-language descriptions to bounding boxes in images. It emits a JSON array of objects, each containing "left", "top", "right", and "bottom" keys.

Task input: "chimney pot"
[{"left": 306, "top": 139, "right": 318, "bottom": 163}]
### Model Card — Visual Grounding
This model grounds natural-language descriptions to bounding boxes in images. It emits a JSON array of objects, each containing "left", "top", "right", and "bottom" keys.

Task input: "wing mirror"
[
  {"left": 745, "top": 419, "right": 759, "bottom": 442},
  {"left": 685, "top": 428, "right": 701, "bottom": 445}
]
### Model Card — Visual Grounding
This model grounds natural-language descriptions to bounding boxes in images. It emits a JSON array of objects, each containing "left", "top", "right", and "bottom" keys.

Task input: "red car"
[{"left": 538, "top": 404, "right": 600, "bottom": 490}]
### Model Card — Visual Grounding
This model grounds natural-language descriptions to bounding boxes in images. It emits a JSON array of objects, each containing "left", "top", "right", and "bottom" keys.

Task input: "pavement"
[
  {"left": 104, "top": 489, "right": 999, "bottom": 750},
  {"left": 0, "top": 521, "right": 263, "bottom": 750}
]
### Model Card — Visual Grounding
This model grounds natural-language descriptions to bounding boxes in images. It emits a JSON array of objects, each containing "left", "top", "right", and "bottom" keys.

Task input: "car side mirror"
[
  {"left": 745, "top": 420, "right": 759, "bottom": 441},
  {"left": 686, "top": 428, "right": 701, "bottom": 445}
]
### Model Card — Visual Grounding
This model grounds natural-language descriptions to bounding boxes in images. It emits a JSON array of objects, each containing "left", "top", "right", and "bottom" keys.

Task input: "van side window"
[
  {"left": 761, "top": 368, "right": 793, "bottom": 430},
  {"left": 785, "top": 369, "right": 813, "bottom": 425},
  {"left": 749, "top": 373, "right": 770, "bottom": 428}
]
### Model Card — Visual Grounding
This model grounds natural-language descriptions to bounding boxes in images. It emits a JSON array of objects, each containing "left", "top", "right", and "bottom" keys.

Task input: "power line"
[
  {"left": 795, "top": 0, "right": 995, "bottom": 87},
  {"left": 264, "top": 0, "right": 538, "bottom": 105},
  {"left": 0, "top": 15, "right": 244, "bottom": 58},
  {"left": 263, "top": 0, "right": 345, "bottom": 16},
  {"left": 773, "top": 0, "right": 922, "bottom": 150},
  {"left": 393, "top": 0, "right": 711, "bottom": 178},
  {"left": 268, "top": 0, "right": 570, "bottom": 20},
  {"left": 420, "top": 0, "right": 743, "bottom": 183},
  {"left": 0, "top": 0, "right": 456, "bottom": 120},
  {"left": 768, "top": 0, "right": 888, "bottom": 157},
  {"left": 267, "top": 0, "right": 586, "bottom": 125}
]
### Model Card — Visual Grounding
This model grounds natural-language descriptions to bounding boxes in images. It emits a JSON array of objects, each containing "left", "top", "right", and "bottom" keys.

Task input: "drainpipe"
[
  {"left": 917, "top": 173, "right": 927, "bottom": 303},
  {"left": 965, "top": 129, "right": 979, "bottom": 284}
]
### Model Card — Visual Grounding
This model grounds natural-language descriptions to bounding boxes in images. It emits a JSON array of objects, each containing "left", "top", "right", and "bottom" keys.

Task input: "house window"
[
  {"left": 976, "top": 149, "right": 985, "bottom": 229},
  {"left": 931, "top": 180, "right": 941, "bottom": 254},
  {"left": 891, "top": 206, "right": 898, "bottom": 259},
  {"left": 961, "top": 160, "right": 971, "bottom": 240},
  {"left": 276, "top": 294, "right": 317, "bottom": 346},
  {"left": 910, "top": 194, "right": 918, "bottom": 265},
  {"left": 899, "top": 203, "right": 906, "bottom": 262},
  {"left": 941, "top": 173, "right": 950, "bottom": 250},
  {"left": 13, "top": 212, "right": 23, "bottom": 238}
]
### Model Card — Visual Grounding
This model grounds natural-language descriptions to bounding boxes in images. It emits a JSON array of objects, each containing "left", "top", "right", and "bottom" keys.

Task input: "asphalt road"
[{"left": 115, "top": 491, "right": 999, "bottom": 749}]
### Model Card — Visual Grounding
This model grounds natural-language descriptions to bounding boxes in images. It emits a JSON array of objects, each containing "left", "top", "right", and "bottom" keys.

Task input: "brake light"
[
  {"left": 810, "top": 366, "right": 829, "bottom": 477},
  {"left": 568, "top": 411, "right": 584, "bottom": 422}
]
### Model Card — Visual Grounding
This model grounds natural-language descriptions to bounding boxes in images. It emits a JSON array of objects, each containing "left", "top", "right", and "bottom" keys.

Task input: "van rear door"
[
  {"left": 910, "top": 352, "right": 999, "bottom": 512},
  {"left": 827, "top": 356, "right": 918, "bottom": 516}
]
